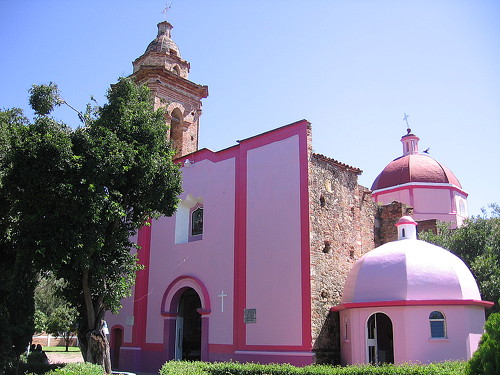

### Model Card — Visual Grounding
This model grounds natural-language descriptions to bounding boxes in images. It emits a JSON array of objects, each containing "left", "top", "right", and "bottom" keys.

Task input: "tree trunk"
[
  {"left": 86, "top": 330, "right": 112, "bottom": 373},
  {"left": 80, "top": 268, "right": 112, "bottom": 373}
]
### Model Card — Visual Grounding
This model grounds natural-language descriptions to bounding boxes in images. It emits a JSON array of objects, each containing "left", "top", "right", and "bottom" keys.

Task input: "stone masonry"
[{"left": 308, "top": 133, "right": 377, "bottom": 363}]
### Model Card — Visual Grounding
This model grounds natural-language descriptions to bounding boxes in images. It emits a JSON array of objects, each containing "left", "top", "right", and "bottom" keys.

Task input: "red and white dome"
[
  {"left": 371, "top": 153, "right": 461, "bottom": 191},
  {"left": 371, "top": 131, "right": 462, "bottom": 191}
]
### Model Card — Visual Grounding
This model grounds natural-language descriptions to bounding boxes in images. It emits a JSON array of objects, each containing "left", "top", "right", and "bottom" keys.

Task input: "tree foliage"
[
  {"left": 420, "top": 204, "right": 500, "bottom": 313},
  {"left": 0, "top": 108, "right": 36, "bottom": 372},
  {"left": 1, "top": 77, "right": 182, "bottom": 372},
  {"left": 467, "top": 312, "right": 500, "bottom": 375},
  {"left": 34, "top": 275, "right": 79, "bottom": 351}
]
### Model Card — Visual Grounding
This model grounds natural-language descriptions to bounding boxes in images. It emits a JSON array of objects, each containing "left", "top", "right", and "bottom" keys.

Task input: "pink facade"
[
  {"left": 371, "top": 131, "right": 468, "bottom": 227},
  {"left": 338, "top": 303, "right": 487, "bottom": 365},
  {"left": 334, "top": 218, "right": 492, "bottom": 365},
  {"left": 105, "top": 120, "right": 315, "bottom": 372}
]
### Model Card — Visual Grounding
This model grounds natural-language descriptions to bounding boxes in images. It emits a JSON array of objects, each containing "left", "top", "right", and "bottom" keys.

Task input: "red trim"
[
  {"left": 233, "top": 133, "right": 248, "bottom": 350},
  {"left": 332, "top": 299, "right": 495, "bottom": 311},
  {"left": 132, "top": 221, "right": 152, "bottom": 347},
  {"left": 372, "top": 183, "right": 468, "bottom": 197},
  {"left": 299, "top": 124, "right": 312, "bottom": 350},
  {"left": 160, "top": 275, "right": 212, "bottom": 314},
  {"left": 208, "top": 344, "right": 236, "bottom": 354},
  {"left": 140, "top": 343, "right": 163, "bottom": 351}
]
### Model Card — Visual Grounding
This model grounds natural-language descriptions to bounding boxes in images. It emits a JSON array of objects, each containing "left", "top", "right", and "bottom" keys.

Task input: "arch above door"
[{"left": 161, "top": 275, "right": 211, "bottom": 316}]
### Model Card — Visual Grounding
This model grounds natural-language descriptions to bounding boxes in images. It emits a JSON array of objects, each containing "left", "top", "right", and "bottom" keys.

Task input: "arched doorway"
[
  {"left": 366, "top": 313, "right": 394, "bottom": 364},
  {"left": 111, "top": 327, "right": 123, "bottom": 369},
  {"left": 175, "top": 288, "right": 202, "bottom": 361}
]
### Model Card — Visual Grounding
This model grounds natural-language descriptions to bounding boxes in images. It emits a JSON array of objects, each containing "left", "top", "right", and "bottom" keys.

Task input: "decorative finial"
[{"left": 162, "top": 2, "right": 172, "bottom": 21}]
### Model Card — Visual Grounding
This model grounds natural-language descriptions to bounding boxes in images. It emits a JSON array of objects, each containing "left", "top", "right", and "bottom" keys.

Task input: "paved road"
[{"left": 46, "top": 351, "right": 84, "bottom": 364}]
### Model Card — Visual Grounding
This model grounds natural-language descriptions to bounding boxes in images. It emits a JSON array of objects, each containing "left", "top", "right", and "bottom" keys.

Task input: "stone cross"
[{"left": 218, "top": 291, "right": 228, "bottom": 313}]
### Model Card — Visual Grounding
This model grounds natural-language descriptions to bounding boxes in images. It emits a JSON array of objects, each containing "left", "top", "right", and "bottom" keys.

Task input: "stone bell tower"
[{"left": 131, "top": 21, "right": 208, "bottom": 158}]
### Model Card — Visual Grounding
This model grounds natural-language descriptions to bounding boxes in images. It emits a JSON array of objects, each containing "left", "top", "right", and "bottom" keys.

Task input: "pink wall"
[
  {"left": 246, "top": 135, "right": 303, "bottom": 346},
  {"left": 147, "top": 156, "right": 237, "bottom": 345},
  {"left": 373, "top": 184, "right": 468, "bottom": 227},
  {"left": 107, "top": 120, "right": 314, "bottom": 370},
  {"left": 340, "top": 304, "right": 486, "bottom": 365},
  {"left": 106, "top": 233, "right": 138, "bottom": 344}
]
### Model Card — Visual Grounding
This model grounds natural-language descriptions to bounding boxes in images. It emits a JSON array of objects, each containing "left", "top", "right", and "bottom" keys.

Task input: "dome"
[
  {"left": 145, "top": 21, "right": 181, "bottom": 57},
  {"left": 341, "top": 238, "right": 481, "bottom": 304},
  {"left": 371, "top": 153, "right": 462, "bottom": 191}
]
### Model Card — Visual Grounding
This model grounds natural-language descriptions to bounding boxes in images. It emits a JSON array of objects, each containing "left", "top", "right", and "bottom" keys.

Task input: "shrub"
[
  {"left": 159, "top": 360, "right": 466, "bottom": 375},
  {"left": 467, "top": 312, "right": 500, "bottom": 375},
  {"left": 45, "top": 362, "right": 104, "bottom": 375},
  {"left": 160, "top": 361, "right": 210, "bottom": 375}
]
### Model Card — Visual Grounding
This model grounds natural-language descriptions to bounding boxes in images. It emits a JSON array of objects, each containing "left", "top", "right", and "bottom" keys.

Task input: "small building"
[
  {"left": 371, "top": 129, "right": 468, "bottom": 228},
  {"left": 334, "top": 216, "right": 493, "bottom": 365}
]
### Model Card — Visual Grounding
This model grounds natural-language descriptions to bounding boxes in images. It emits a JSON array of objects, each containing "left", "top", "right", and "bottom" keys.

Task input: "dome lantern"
[{"left": 396, "top": 216, "right": 417, "bottom": 240}]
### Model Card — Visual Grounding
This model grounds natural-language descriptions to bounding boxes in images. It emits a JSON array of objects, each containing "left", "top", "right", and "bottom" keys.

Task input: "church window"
[
  {"left": 175, "top": 194, "right": 204, "bottom": 244},
  {"left": 402, "top": 228, "right": 406, "bottom": 238},
  {"left": 173, "top": 65, "right": 180, "bottom": 75},
  {"left": 429, "top": 311, "right": 446, "bottom": 338},
  {"left": 190, "top": 205, "right": 203, "bottom": 237}
]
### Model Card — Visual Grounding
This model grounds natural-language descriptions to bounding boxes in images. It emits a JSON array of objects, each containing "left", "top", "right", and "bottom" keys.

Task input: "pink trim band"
[{"left": 332, "top": 299, "right": 494, "bottom": 311}]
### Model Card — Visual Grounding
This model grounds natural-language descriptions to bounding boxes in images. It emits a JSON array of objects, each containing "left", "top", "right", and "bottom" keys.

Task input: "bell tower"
[{"left": 131, "top": 21, "right": 208, "bottom": 158}]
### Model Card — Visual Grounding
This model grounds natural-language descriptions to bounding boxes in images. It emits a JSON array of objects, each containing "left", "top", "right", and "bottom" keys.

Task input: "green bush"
[
  {"left": 467, "top": 312, "right": 500, "bottom": 375},
  {"left": 7, "top": 362, "right": 60, "bottom": 375},
  {"left": 159, "top": 361, "right": 466, "bottom": 375},
  {"left": 45, "top": 362, "right": 104, "bottom": 375}
]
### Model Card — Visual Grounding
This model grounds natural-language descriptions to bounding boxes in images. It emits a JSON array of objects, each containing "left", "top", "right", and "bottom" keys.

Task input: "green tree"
[
  {"left": 2, "top": 78, "right": 182, "bottom": 373},
  {"left": 420, "top": 204, "right": 500, "bottom": 314},
  {"left": 467, "top": 312, "right": 500, "bottom": 375},
  {"left": 0, "top": 108, "right": 37, "bottom": 373},
  {"left": 34, "top": 275, "right": 78, "bottom": 351},
  {"left": 46, "top": 304, "right": 78, "bottom": 352}
]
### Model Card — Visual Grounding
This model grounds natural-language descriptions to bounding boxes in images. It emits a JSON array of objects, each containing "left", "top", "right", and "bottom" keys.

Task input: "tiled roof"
[{"left": 312, "top": 153, "right": 362, "bottom": 174}]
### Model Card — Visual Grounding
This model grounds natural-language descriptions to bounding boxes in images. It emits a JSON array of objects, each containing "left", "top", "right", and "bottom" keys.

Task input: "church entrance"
[
  {"left": 175, "top": 288, "right": 202, "bottom": 361},
  {"left": 366, "top": 313, "right": 394, "bottom": 364}
]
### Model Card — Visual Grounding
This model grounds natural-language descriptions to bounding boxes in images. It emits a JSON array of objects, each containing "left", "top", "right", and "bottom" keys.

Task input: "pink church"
[
  {"left": 105, "top": 20, "right": 491, "bottom": 372},
  {"left": 334, "top": 217, "right": 493, "bottom": 365},
  {"left": 371, "top": 129, "right": 468, "bottom": 228}
]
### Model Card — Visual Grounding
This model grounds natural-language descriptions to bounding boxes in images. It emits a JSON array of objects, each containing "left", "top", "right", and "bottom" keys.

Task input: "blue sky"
[{"left": 1, "top": 0, "right": 498, "bottom": 216}]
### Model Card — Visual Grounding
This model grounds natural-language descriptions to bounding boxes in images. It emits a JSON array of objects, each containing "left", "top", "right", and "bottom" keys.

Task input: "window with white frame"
[
  {"left": 429, "top": 311, "right": 446, "bottom": 338},
  {"left": 175, "top": 194, "right": 204, "bottom": 244}
]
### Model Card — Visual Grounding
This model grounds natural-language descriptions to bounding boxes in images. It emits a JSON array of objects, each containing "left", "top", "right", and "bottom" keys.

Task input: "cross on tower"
[
  {"left": 403, "top": 113, "right": 410, "bottom": 129},
  {"left": 218, "top": 291, "right": 228, "bottom": 313},
  {"left": 162, "top": 2, "right": 172, "bottom": 20}
]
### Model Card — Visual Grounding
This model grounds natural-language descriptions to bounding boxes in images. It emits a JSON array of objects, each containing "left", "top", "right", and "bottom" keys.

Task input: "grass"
[{"left": 43, "top": 346, "right": 81, "bottom": 353}]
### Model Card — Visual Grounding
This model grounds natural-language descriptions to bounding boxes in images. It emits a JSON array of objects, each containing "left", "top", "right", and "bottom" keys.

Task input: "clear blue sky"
[{"left": 1, "top": 0, "right": 499, "bottom": 216}]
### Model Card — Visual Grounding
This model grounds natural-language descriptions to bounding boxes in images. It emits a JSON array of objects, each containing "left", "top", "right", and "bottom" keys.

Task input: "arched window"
[
  {"left": 170, "top": 108, "right": 184, "bottom": 157},
  {"left": 429, "top": 311, "right": 446, "bottom": 338},
  {"left": 175, "top": 194, "right": 204, "bottom": 244},
  {"left": 190, "top": 204, "right": 203, "bottom": 237},
  {"left": 172, "top": 65, "right": 181, "bottom": 75}
]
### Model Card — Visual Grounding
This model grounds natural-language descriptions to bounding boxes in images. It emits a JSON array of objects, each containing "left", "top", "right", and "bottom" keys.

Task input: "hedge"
[{"left": 160, "top": 360, "right": 466, "bottom": 375}]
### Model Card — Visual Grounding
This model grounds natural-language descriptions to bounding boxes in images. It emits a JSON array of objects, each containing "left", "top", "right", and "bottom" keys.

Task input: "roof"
[
  {"left": 312, "top": 153, "right": 362, "bottom": 174},
  {"left": 371, "top": 153, "right": 461, "bottom": 191},
  {"left": 341, "top": 239, "right": 482, "bottom": 304}
]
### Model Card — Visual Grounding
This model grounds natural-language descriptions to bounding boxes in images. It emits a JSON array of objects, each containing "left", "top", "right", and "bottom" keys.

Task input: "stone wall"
[
  {"left": 375, "top": 201, "right": 414, "bottom": 246},
  {"left": 308, "top": 153, "right": 377, "bottom": 364}
]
